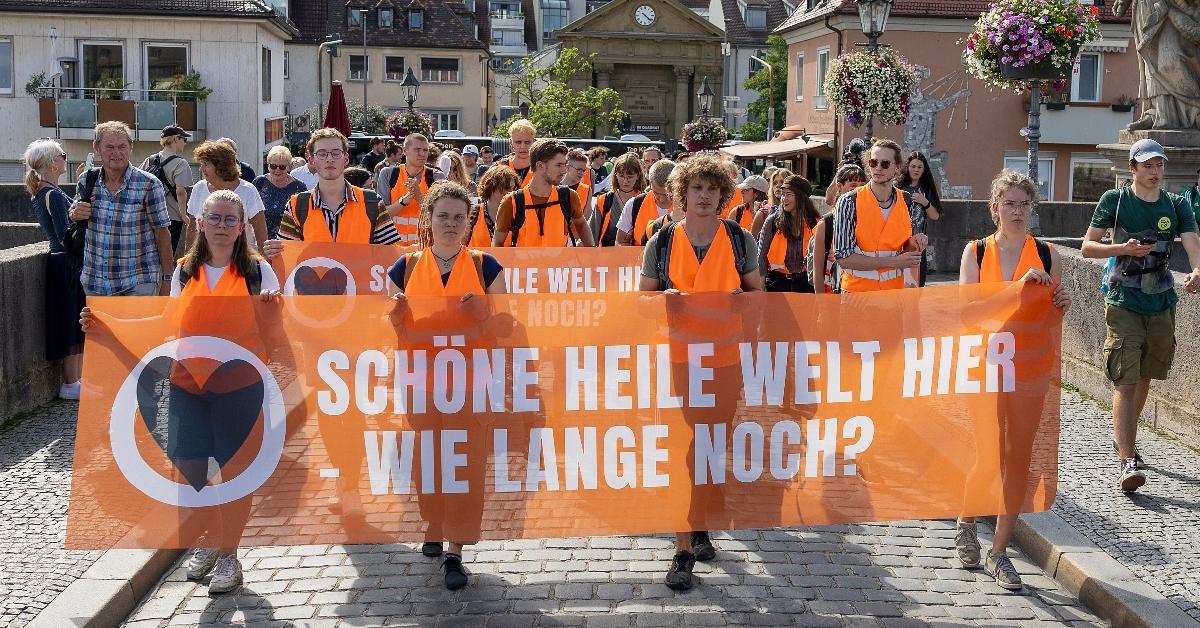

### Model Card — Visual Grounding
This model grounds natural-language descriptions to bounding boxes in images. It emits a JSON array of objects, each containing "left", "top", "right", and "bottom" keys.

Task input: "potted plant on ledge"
[
  {"left": 386, "top": 110, "right": 433, "bottom": 139},
  {"left": 962, "top": 0, "right": 1101, "bottom": 90},
  {"left": 823, "top": 48, "right": 917, "bottom": 129},
  {"left": 26, "top": 72, "right": 56, "bottom": 127},
  {"left": 680, "top": 118, "right": 729, "bottom": 153},
  {"left": 93, "top": 76, "right": 135, "bottom": 126},
  {"left": 1111, "top": 94, "right": 1136, "bottom": 113},
  {"left": 167, "top": 72, "right": 213, "bottom": 130}
]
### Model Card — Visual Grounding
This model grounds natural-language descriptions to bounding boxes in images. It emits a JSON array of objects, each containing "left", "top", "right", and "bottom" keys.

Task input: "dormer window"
[
  {"left": 348, "top": 8, "right": 365, "bottom": 27},
  {"left": 745, "top": 7, "right": 767, "bottom": 29},
  {"left": 409, "top": 8, "right": 424, "bottom": 29},
  {"left": 379, "top": 8, "right": 395, "bottom": 27}
]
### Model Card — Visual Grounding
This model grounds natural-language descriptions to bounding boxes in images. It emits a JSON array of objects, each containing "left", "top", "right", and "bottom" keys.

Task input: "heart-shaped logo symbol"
[
  {"left": 135, "top": 355, "right": 265, "bottom": 491},
  {"left": 293, "top": 266, "right": 349, "bottom": 295}
]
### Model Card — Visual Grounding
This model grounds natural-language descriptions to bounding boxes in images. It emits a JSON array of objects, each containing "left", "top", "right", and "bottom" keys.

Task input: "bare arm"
[
  {"left": 250, "top": 213, "right": 268, "bottom": 251},
  {"left": 740, "top": 270, "right": 764, "bottom": 292},
  {"left": 638, "top": 275, "right": 660, "bottom": 291},
  {"left": 958, "top": 242, "right": 979, "bottom": 285},
  {"left": 1081, "top": 226, "right": 1152, "bottom": 258},
  {"left": 491, "top": 229, "right": 511, "bottom": 247},
  {"left": 617, "top": 229, "right": 634, "bottom": 246},
  {"left": 572, "top": 217, "right": 596, "bottom": 247}
]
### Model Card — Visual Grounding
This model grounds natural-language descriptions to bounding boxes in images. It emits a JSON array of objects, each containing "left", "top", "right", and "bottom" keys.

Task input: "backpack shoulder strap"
[
  {"left": 387, "top": 166, "right": 400, "bottom": 190},
  {"left": 294, "top": 191, "right": 312, "bottom": 229},
  {"left": 424, "top": 165, "right": 437, "bottom": 186},
  {"left": 558, "top": 185, "right": 578, "bottom": 246},
  {"left": 723, "top": 218, "right": 747, "bottom": 275},
  {"left": 246, "top": 261, "right": 262, "bottom": 295},
  {"left": 1034, "top": 238, "right": 1052, "bottom": 273},
  {"left": 401, "top": 251, "right": 418, "bottom": 290},
  {"left": 178, "top": 264, "right": 191, "bottom": 287},
  {"left": 359, "top": 188, "right": 381, "bottom": 228},
  {"left": 975, "top": 238, "right": 987, "bottom": 267},
  {"left": 655, "top": 220, "right": 677, "bottom": 290},
  {"left": 510, "top": 190, "right": 526, "bottom": 246}
]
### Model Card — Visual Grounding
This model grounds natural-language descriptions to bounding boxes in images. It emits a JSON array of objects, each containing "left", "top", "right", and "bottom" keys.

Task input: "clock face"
[{"left": 634, "top": 4, "right": 656, "bottom": 26}]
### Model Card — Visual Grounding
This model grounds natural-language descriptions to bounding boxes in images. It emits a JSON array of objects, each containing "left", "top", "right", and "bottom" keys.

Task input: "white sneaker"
[
  {"left": 58, "top": 381, "right": 80, "bottom": 400},
  {"left": 208, "top": 553, "right": 243, "bottom": 594},
  {"left": 186, "top": 548, "right": 220, "bottom": 580}
]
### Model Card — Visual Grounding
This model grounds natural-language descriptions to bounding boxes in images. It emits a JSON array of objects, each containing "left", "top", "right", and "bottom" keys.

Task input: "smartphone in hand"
[{"left": 84, "top": 152, "right": 95, "bottom": 169}]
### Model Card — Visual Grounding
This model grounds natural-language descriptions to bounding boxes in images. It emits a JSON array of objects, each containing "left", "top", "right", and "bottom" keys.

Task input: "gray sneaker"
[
  {"left": 1119, "top": 458, "right": 1146, "bottom": 492},
  {"left": 208, "top": 553, "right": 243, "bottom": 595},
  {"left": 185, "top": 548, "right": 219, "bottom": 580},
  {"left": 954, "top": 522, "right": 981, "bottom": 569},
  {"left": 1113, "top": 439, "right": 1145, "bottom": 467},
  {"left": 986, "top": 550, "right": 1023, "bottom": 590}
]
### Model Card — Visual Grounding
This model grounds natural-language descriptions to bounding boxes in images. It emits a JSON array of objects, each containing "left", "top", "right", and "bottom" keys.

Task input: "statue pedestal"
[{"left": 1098, "top": 130, "right": 1200, "bottom": 194}]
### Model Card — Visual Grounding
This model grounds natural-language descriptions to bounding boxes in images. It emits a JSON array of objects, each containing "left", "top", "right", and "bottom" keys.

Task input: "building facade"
[
  {"left": 0, "top": 0, "right": 295, "bottom": 180},
  {"left": 775, "top": 0, "right": 1137, "bottom": 201}
]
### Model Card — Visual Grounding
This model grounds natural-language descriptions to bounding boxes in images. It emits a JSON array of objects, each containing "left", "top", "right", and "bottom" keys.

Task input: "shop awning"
[{"left": 719, "top": 135, "right": 835, "bottom": 159}]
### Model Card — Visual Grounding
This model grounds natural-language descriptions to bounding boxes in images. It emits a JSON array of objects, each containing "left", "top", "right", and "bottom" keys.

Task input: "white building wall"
[
  {"left": 284, "top": 43, "right": 321, "bottom": 124},
  {"left": 0, "top": 13, "right": 288, "bottom": 179}
]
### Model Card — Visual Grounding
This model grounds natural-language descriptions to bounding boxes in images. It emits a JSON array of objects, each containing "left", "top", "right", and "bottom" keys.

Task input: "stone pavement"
[
  {"left": 1053, "top": 390, "right": 1200, "bottom": 623},
  {"left": 0, "top": 400, "right": 102, "bottom": 628},
  {"left": 123, "top": 520, "right": 1105, "bottom": 627}
]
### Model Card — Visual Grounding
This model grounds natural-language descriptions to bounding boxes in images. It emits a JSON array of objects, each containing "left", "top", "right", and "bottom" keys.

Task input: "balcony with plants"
[{"left": 28, "top": 71, "right": 212, "bottom": 141}]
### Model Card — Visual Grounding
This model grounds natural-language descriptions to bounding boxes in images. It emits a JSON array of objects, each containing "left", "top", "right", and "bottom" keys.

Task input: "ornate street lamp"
[
  {"left": 400, "top": 67, "right": 420, "bottom": 112},
  {"left": 519, "top": 101, "right": 530, "bottom": 119},
  {"left": 855, "top": 0, "right": 894, "bottom": 142},
  {"left": 697, "top": 75, "right": 715, "bottom": 119}
]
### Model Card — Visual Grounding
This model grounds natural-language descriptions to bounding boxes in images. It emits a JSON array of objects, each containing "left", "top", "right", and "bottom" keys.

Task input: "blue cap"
[{"left": 1129, "top": 138, "right": 1167, "bottom": 163}]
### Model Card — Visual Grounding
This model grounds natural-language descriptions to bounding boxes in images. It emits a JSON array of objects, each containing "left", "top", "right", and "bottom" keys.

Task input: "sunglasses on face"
[
  {"left": 868, "top": 159, "right": 893, "bottom": 170},
  {"left": 203, "top": 213, "right": 241, "bottom": 227},
  {"left": 267, "top": 163, "right": 289, "bottom": 171}
]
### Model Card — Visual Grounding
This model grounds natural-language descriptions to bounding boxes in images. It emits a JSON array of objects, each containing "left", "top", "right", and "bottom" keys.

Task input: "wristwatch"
[{"left": 160, "top": 273, "right": 172, "bottom": 282}]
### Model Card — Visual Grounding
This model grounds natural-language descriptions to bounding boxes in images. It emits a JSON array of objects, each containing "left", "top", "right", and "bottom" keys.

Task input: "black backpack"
[
  {"left": 178, "top": 261, "right": 263, "bottom": 294},
  {"left": 974, "top": 237, "right": 1052, "bottom": 273},
  {"left": 653, "top": 218, "right": 748, "bottom": 290},
  {"left": 143, "top": 154, "right": 182, "bottom": 201},
  {"left": 597, "top": 192, "right": 621, "bottom": 247},
  {"left": 509, "top": 185, "right": 578, "bottom": 246},
  {"left": 62, "top": 167, "right": 102, "bottom": 262}
]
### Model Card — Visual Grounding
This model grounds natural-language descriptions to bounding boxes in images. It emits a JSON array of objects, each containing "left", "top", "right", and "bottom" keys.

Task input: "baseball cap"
[
  {"left": 462, "top": 144, "right": 480, "bottom": 156},
  {"left": 1129, "top": 138, "right": 1167, "bottom": 163},
  {"left": 738, "top": 175, "right": 770, "bottom": 195},
  {"left": 161, "top": 125, "right": 191, "bottom": 139}
]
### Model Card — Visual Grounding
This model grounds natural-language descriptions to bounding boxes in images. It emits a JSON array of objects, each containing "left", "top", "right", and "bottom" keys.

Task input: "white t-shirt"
[
  {"left": 187, "top": 179, "right": 267, "bottom": 222},
  {"left": 615, "top": 194, "right": 670, "bottom": 235},
  {"left": 290, "top": 164, "right": 319, "bottom": 189},
  {"left": 170, "top": 260, "right": 280, "bottom": 297}
]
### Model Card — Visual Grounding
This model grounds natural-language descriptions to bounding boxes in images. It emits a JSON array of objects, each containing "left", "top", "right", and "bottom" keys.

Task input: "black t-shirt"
[{"left": 361, "top": 151, "right": 385, "bottom": 173}]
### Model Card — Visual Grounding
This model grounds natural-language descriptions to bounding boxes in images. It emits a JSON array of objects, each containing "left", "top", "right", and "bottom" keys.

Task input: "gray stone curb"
[
  {"left": 26, "top": 548, "right": 182, "bottom": 628},
  {"left": 1013, "top": 510, "right": 1198, "bottom": 628}
]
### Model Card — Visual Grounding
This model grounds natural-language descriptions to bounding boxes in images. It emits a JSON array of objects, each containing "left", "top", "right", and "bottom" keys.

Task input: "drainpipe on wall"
[{"left": 824, "top": 13, "right": 843, "bottom": 160}]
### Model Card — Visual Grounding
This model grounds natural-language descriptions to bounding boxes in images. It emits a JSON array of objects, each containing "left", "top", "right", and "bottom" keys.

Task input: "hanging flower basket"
[
  {"left": 385, "top": 110, "right": 432, "bottom": 139},
  {"left": 680, "top": 118, "right": 729, "bottom": 152},
  {"left": 823, "top": 48, "right": 917, "bottom": 128},
  {"left": 962, "top": 0, "right": 1100, "bottom": 90}
]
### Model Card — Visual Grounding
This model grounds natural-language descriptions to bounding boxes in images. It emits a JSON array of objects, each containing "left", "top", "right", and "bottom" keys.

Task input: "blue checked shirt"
[{"left": 78, "top": 165, "right": 171, "bottom": 295}]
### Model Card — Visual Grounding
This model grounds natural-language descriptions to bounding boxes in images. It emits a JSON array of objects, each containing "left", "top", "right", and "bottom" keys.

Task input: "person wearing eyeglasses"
[
  {"left": 184, "top": 141, "right": 268, "bottom": 252},
  {"left": 562, "top": 148, "right": 594, "bottom": 221},
  {"left": 264, "top": 128, "right": 398, "bottom": 250},
  {"left": 833, "top": 138, "right": 927, "bottom": 293},
  {"left": 254, "top": 146, "right": 309, "bottom": 240}
]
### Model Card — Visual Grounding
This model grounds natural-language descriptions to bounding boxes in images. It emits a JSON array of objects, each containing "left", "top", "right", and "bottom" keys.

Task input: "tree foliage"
[
  {"left": 496, "top": 48, "right": 627, "bottom": 138},
  {"left": 738, "top": 121, "right": 767, "bottom": 142},
  {"left": 743, "top": 35, "right": 788, "bottom": 138}
]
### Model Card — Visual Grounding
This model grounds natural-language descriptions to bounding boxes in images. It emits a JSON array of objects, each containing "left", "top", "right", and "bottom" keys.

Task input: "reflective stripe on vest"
[
  {"left": 980, "top": 234, "right": 1043, "bottom": 283},
  {"left": 299, "top": 187, "right": 375, "bottom": 244},
  {"left": 389, "top": 166, "right": 432, "bottom": 244},
  {"left": 403, "top": 247, "right": 486, "bottom": 297},
  {"left": 841, "top": 185, "right": 911, "bottom": 292},
  {"left": 667, "top": 221, "right": 740, "bottom": 293}
]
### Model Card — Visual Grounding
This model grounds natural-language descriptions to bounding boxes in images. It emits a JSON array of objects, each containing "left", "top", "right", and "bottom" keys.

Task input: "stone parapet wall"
[{"left": 0, "top": 242, "right": 58, "bottom": 423}]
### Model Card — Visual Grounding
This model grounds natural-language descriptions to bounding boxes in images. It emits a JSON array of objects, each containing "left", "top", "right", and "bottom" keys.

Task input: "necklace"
[
  {"left": 872, "top": 186, "right": 896, "bottom": 207},
  {"left": 431, "top": 248, "right": 460, "bottom": 265}
]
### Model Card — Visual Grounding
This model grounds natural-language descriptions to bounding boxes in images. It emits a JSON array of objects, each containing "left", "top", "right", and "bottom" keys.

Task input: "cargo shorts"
[{"left": 1102, "top": 304, "right": 1177, "bottom": 385}]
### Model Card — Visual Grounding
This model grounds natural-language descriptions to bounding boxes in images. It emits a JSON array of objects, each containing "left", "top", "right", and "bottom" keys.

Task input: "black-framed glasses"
[{"left": 203, "top": 213, "right": 241, "bottom": 227}]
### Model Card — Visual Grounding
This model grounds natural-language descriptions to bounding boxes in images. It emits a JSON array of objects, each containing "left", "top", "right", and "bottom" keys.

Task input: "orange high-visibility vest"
[
  {"left": 630, "top": 191, "right": 669, "bottom": 246},
  {"left": 727, "top": 203, "right": 755, "bottom": 231},
  {"left": 765, "top": 221, "right": 812, "bottom": 275},
  {"left": 722, "top": 188, "right": 743, "bottom": 218},
  {"left": 979, "top": 234, "right": 1045, "bottom": 283},
  {"left": 667, "top": 221, "right": 740, "bottom": 293},
  {"left": 296, "top": 187, "right": 375, "bottom": 244},
  {"left": 467, "top": 206, "right": 495, "bottom": 248},
  {"left": 402, "top": 247, "right": 486, "bottom": 297},
  {"left": 503, "top": 158, "right": 534, "bottom": 188},
  {"left": 173, "top": 262, "right": 263, "bottom": 392},
  {"left": 388, "top": 165, "right": 436, "bottom": 244},
  {"left": 510, "top": 186, "right": 577, "bottom": 247},
  {"left": 840, "top": 186, "right": 912, "bottom": 293}
]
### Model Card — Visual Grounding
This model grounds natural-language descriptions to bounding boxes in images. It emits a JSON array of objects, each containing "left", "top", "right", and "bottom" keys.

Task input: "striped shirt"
[
  {"left": 78, "top": 165, "right": 170, "bottom": 295},
  {"left": 832, "top": 187, "right": 923, "bottom": 260},
  {"left": 277, "top": 184, "right": 400, "bottom": 244}
]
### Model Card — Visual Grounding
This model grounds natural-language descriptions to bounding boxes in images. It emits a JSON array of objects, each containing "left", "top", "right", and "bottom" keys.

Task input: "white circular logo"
[
  {"left": 283, "top": 256, "right": 357, "bottom": 327},
  {"left": 109, "top": 337, "right": 285, "bottom": 507}
]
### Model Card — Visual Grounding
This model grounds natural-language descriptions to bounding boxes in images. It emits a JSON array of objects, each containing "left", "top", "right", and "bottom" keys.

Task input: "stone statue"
[
  {"left": 1114, "top": 0, "right": 1200, "bottom": 130},
  {"left": 903, "top": 66, "right": 972, "bottom": 198}
]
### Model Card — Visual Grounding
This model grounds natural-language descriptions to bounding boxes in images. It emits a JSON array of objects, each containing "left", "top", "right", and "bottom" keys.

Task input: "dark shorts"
[{"left": 1103, "top": 303, "right": 1176, "bottom": 385}]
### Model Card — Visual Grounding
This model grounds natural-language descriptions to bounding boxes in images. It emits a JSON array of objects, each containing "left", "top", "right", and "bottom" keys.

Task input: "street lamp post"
[
  {"left": 354, "top": 6, "right": 368, "bottom": 127},
  {"left": 697, "top": 75, "right": 715, "bottom": 119},
  {"left": 749, "top": 56, "right": 774, "bottom": 141},
  {"left": 317, "top": 34, "right": 343, "bottom": 125},
  {"left": 400, "top": 67, "right": 420, "bottom": 112},
  {"left": 854, "top": 0, "right": 894, "bottom": 142}
]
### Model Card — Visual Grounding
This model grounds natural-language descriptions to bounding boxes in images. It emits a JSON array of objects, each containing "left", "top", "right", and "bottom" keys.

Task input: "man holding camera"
[{"left": 1081, "top": 139, "right": 1200, "bottom": 493}]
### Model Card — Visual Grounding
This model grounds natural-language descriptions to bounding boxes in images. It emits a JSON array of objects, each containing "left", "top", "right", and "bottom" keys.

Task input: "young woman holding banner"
[
  {"left": 81, "top": 190, "right": 281, "bottom": 595},
  {"left": 954, "top": 170, "right": 1070, "bottom": 591},
  {"left": 639, "top": 155, "right": 762, "bottom": 591},
  {"left": 757, "top": 175, "right": 821, "bottom": 293},
  {"left": 387, "top": 181, "right": 507, "bottom": 590}
]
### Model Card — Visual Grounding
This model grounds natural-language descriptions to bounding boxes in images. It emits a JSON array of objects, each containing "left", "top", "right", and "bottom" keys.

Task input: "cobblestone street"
[{"left": 0, "top": 401, "right": 101, "bottom": 628}]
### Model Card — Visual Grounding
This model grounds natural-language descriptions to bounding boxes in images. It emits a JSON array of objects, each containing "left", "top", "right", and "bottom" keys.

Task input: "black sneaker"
[
  {"left": 442, "top": 553, "right": 469, "bottom": 590},
  {"left": 665, "top": 551, "right": 696, "bottom": 590},
  {"left": 690, "top": 531, "right": 716, "bottom": 562},
  {"left": 422, "top": 542, "right": 444, "bottom": 557},
  {"left": 1113, "top": 439, "right": 1145, "bottom": 467},
  {"left": 1119, "top": 458, "right": 1146, "bottom": 493}
]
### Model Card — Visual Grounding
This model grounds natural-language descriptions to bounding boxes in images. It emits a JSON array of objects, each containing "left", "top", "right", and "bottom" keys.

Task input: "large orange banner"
[
  {"left": 273, "top": 242, "right": 645, "bottom": 296},
  {"left": 67, "top": 282, "right": 1061, "bottom": 549}
]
